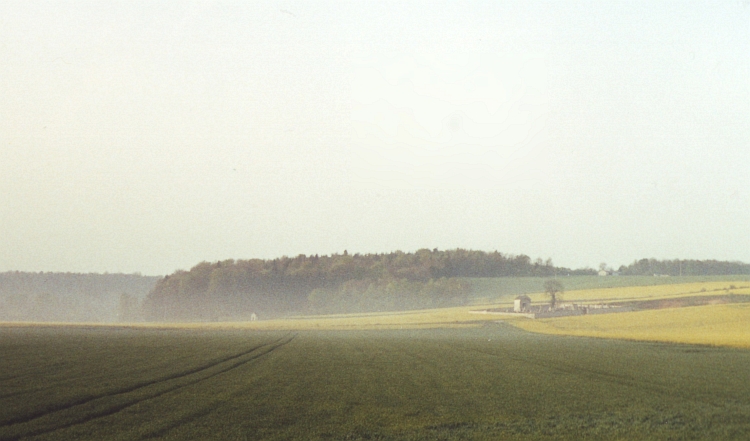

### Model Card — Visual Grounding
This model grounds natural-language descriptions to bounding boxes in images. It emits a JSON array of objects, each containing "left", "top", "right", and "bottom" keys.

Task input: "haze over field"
[{"left": 1, "top": 1, "right": 748, "bottom": 275}]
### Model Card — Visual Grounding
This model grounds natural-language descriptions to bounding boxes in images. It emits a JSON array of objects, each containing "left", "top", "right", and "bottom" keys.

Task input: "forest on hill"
[
  {"left": 142, "top": 249, "right": 588, "bottom": 321},
  {"left": 0, "top": 272, "right": 160, "bottom": 322},
  {"left": 142, "top": 251, "right": 750, "bottom": 321}
]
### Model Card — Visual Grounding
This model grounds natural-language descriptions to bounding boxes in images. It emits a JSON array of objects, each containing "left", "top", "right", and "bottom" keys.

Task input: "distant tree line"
[
  {"left": 143, "top": 249, "right": 576, "bottom": 320},
  {"left": 0, "top": 272, "right": 159, "bottom": 322},
  {"left": 4, "top": 253, "right": 750, "bottom": 323},
  {"left": 618, "top": 259, "right": 750, "bottom": 276}
]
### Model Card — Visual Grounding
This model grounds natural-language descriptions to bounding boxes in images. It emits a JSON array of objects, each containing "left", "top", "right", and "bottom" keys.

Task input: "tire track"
[
  {"left": 0, "top": 339, "right": 275, "bottom": 427},
  {"left": 0, "top": 334, "right": 295, "bottom": 441},
  {"left": 135, "top": 348, "right": 292, "bottom": 441}
]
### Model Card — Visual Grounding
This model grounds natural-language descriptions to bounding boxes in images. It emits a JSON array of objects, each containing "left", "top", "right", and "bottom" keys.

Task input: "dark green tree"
[{"left": 543, "top": 279, "right": 564, "bottom": 309}]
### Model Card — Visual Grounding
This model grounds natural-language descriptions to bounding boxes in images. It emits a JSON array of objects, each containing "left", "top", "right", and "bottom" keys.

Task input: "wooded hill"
[
  {"left": 142, "top": 249, "right": 586, "bottom": 321},
  {"left": 4, "top": 254, "right": 747, "bottom": 323}
]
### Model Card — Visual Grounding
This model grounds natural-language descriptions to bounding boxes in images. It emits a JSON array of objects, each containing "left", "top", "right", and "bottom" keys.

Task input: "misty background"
[
  {"left": 1, "top": 1, "right": 749, "bottom": 276},
  {"left": 4, "top": 254, "right": 748, "bottom": 323}
]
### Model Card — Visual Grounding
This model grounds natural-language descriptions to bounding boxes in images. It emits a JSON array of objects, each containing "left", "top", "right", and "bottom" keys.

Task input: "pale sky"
[{"left": 1, "top": 1, "right": 748, "bottom": 275}]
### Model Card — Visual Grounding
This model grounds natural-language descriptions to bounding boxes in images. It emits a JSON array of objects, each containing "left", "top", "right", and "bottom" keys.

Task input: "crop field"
[
  {"left": 550, "top": 281, "right": 749, "bottom": 303},
  {"left": 494, "top": 280, "right": 750, "bottom": 349},
  {"left": 513, "top": 301, "right": 750, "bottom": 349},
  {"left": 3, "top": 324, "right": 750, "bottom": 440},
  {"left": 498, "top": 280, "right": 750, "bottom": 306},
  {"left": 465, "top": 275, "right": 750, "bottom": 304}
]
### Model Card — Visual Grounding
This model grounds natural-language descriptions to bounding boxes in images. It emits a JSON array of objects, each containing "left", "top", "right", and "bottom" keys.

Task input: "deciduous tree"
[{"left": 543, "top": 279, "right": 564, "bottom": 309}]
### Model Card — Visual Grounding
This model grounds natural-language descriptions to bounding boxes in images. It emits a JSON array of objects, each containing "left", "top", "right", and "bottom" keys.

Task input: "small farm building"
[
  {"left": 598, "top": 270, "right": 608, "bottom": 276},
  {"left": 514, "top": 295, "right": 531, "bottom": 312}
]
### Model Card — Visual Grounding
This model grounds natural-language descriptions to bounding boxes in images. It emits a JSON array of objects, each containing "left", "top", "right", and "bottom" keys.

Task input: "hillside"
[{"left": 142, "top": 250, "right": 750, "bottom": 321}]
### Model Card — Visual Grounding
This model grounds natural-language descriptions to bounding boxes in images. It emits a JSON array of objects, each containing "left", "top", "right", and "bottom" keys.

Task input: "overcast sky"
[{"left": 1, "top": 1, "right": 748, "bottom": 275}]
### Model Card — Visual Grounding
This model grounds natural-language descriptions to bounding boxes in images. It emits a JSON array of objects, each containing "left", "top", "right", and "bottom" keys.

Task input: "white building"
[{"left": 514, "top": 295, "right": 531, "bottom": 312}]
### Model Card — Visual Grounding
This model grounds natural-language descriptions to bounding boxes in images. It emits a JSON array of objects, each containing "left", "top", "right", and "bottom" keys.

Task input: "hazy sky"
[{"left": 1, "top": 1, "right": 748, "bottom": 275}]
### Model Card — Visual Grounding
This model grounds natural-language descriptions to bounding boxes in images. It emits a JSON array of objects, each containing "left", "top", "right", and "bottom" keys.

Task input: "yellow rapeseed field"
[{"left": 512, "top": 302, "right": 750, "bottom": 348}]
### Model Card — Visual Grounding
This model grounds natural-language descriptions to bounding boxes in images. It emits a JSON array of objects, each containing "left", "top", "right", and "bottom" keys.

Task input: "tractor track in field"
[
  {"left": 0, "top": 333, "right": 296, "bottom": 441},
  {"left": 0, "top": 339, "right": 277, "bottom": 427},
  {"left": 136, "top": 349, "right": 300, "bottom": 441}
]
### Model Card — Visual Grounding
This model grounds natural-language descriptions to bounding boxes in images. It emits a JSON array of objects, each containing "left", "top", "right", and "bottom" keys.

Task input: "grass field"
[
  {"left": 465, "top": 275, "right": 750, "bottom": 304},
  {"left": 3, "top": 278, "right": 750, "bottom": 439},
  {"left": 0, "top": 304, "right": 501, "bottom": 332},
  {"left": 520, "top": 280, "right": 750, "bottom": 305},
  {"left": 3, "top": 324, "right": 750, "bottom": 440}
]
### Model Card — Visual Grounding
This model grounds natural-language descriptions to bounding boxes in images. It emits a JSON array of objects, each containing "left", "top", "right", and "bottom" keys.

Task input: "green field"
[
  {"left": 2, "top": 324, "right": 750, "bottom": 440},
  {"left": 465, "top": 275, "right": 750, "bottom": 304}
]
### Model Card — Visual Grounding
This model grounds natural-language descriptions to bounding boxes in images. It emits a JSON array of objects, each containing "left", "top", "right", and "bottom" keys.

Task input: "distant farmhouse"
[
  {"left": 473, "top": 294, "right": 633, "bottom": 319},
  {"left": 514, "top": 295, "right": 531, "bottom": 312}
]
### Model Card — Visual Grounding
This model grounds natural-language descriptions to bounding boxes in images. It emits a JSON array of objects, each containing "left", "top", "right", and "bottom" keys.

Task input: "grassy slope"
[
  {"left": 3, "top": 326, "right": 750, "bottom": 440},
  {"left": 465, "top": 275, "right": 750, "bottom": 304},
  {"left": 523, "top": 280, "right": 750, "bottom": 304}
]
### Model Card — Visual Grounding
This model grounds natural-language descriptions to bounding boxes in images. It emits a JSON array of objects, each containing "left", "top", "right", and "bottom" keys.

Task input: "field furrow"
[{"left": 0, "top": 334, "right": 295, "bottom": 441}]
